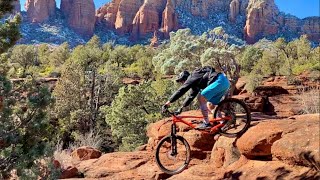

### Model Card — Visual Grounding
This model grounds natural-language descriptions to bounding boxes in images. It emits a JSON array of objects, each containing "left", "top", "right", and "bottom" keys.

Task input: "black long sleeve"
[
  {"left": 168, "top": 66, "right": 215, "bottom": 105},
  {"left": 168, "top": 80, "right": 193, "bottom": 103},
  {"left": 182, "top": 87, "right": 200, "bottom": 107}
]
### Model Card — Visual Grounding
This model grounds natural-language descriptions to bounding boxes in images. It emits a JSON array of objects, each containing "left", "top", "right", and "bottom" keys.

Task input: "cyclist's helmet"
[{"left": 175, "top": 70, "right": 190, "bottom": 83}]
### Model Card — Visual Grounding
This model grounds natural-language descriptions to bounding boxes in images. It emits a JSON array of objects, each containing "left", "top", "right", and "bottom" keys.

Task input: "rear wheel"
[
  {"left": 214, "top": 98, "right": 251, "bottom": 137},
  {"left": 155, "top": 135, "right": 191, "bottom": 175}
]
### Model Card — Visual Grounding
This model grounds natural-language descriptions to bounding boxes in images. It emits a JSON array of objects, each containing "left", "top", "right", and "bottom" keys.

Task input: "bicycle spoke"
[
  {"left": 214, "top": 99, "right": 251, "bottom": 137},
  {"left": 157, "top": 137, "right": 189, "bottom": 172}
]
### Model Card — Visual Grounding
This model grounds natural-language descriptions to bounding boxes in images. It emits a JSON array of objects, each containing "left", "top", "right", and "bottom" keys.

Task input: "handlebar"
[{"left": 162, "top": 107, "right": 181, "bottom": 116}]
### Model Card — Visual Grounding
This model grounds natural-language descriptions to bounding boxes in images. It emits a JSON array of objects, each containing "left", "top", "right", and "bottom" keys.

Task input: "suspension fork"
[{"left": 170, "top": 124, "right": 177, "bottom": 155}]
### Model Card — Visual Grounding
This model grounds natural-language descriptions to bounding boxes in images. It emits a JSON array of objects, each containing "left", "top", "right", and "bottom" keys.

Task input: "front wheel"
[
  {"left": 214, "top": 98, "right": 251, "bottom": 137},
  {"left": 155, "top": 135, "right": 191, "bottom": 175}
]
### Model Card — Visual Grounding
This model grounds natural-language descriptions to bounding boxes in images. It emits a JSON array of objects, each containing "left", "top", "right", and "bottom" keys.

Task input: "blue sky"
[
  {"left": 275, "top": 0, "right": 319, "bottom": 18},
  {"left": 20, "top": 0, "right": 319, "bottom": 19}
]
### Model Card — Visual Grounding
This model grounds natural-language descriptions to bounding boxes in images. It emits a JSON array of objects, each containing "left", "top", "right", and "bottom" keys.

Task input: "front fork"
[{"left": 170, "top": 124, "right": 177, "bottom": 155}]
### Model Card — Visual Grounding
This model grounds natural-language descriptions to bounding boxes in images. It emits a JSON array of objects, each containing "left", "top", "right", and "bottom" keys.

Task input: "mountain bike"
[{"left": 155, "top": 98, "right": 251, "bottom": 175}]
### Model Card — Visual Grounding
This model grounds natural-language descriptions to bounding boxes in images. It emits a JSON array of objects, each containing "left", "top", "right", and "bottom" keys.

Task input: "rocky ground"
[{"left": 54, "top": 75, "right": 319, "bottom": 179}]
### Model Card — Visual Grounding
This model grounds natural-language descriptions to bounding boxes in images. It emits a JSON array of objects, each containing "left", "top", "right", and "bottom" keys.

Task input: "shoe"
[{"left": 196, "top": 122, "right": 211, "bottom": 130}]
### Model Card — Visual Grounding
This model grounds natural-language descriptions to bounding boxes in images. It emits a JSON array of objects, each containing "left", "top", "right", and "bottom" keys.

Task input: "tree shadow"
[
  {"left": 222, "top": 170, "right": 243, "bottom": 180},
  {"left": 299, "top": 151, "right": 320, "bottom": 171},
  {"left": 275, "top": 167, "right": 291, "bottom": 180}
]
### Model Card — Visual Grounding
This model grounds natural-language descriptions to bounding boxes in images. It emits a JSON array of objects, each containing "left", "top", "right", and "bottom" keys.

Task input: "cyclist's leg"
[{"left": 197, "top": 94, "right": 209, "bottom": 123}]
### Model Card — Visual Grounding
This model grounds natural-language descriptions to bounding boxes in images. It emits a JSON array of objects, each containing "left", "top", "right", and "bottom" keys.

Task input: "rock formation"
[
  {"left": 96, "top": 0, "right": 122, "bottom": 29},
  {"left": 244, "top": 0, "right": 281, "bottom": 43},
  {"left": 96, "top": 0, "right": 319, "bottom": 43},
  {"left": 131, "top": 0, "right": 167, "bottom": 39},
  {"left": 244, "top": 0, "right": 320, "bottom": 43},
  {"left": 12, "top": 0, "right": 21, "bottom": 14},
  {"left": 161, "top": 0, "right": 179, "bottom": 38},
  {"left": 61, "top": 0, "right": 96, "bottom": 37},
  {"left": 229, "top": 0, "right": 240, "bottom": 22},
  {"left": 114, "top": 0, "right": 144, "bottom": 35},
  {"left": 25, "top": 0, "right": 56, "bottom": 23},
  {"left": 301, "top": 17, "right": 320, "bottom": 41}
]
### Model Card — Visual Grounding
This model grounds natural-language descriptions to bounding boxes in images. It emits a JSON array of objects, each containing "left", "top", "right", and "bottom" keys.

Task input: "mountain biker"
[{"left": 162, "top": 66, "right": 230, "bottom": 129}]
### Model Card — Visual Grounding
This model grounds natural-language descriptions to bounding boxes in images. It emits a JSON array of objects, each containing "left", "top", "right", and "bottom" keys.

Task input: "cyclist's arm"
[
  {"left": 182, "top": 87, "right": 200, "bottom": 107},
  {"left": 168, "top": 79, "right": 194, "bottom": 103}
]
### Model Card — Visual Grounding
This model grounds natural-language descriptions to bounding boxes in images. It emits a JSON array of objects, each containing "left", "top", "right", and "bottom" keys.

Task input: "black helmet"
[{"left": 175, "top": 71, "right": 190, "bottom": 82}]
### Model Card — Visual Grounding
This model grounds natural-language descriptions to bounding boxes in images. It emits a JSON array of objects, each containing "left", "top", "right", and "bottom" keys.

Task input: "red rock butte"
[{"left": 17, "top": 0, "right": 320, "bottom": 43}]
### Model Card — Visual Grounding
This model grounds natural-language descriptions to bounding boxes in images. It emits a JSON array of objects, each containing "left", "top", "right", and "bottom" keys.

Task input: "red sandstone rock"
[
  {"left": 271, "top": 114, "right": 320, "bottom": 169},
  {"left": 61, "top": 0, "right": 96, "bottom": 36},
  {"left": 68, "top": 113, "right": 320, "bottom": 179},
  {"left": 96, "top": 0, "right": 319, "bottom": 43},
  {"left": 302, "top": 17, "right": 320, "bottom": 41},
  {"left": 211, "top": 136, "right": 240, "bottom": 168},
  {"left": 96, "top": 0, "right": 121, "bottom": 28},
  {"left": 233, "top": 94, "right": 267, "bottom": 112},
  {"left": 150, "top": 31, "right": 160, "bottom": 47},
  {"left": 60, "top": 166, "right": 79, "bottom": 179},
  {"left": 75, "top": 151, "right": 154, "bottom": 178},
  {"left": 213, "top": 155, "right": 319, "bottom": 180},
  {"left": 131, "top": 0, "right": 167, "bottom": 40},
  {"left": 161, "top": 0, "right": 179, "bottom": 38},
  {"left": 12, "top": 0, "right": 20, "bottom": 14},
  {"left": 237, "top": 114, "right": 319, "bottom": 163},
  {"left": 244, "top": 0, "right": 280, "bottom": 43},
  {"left": 114, "top": 0, "right": 144, "bottom": 35},
  {"left": 71, "top": 146, "right": 102, "bottom": 161},
  {"left": 229, "top": 0, "right": 240, "bottom": 22},
  {"left": 25, "top": 0, "right": 56, "bottom": 23},
  {"left": 53, "top": 160, "right": 61, "bottom": 169}
]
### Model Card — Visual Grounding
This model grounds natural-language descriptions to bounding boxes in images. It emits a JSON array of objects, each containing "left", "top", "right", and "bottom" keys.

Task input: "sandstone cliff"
[
  {"left": 25, "top": 0, "right": 56, "bottom": 23},
  {"left": 61, "top": 0, "right": 96, "bottom": 37},
  {"left": 244, "top": 0, "right": 320, "bottom": 43},
  {"left": 12, "top": 0, "right": 21, "bottom": 14},
  {"left": 96, "top": 0, "right": 319, "bottom": 43},
  {"left": 244, "top": 0, "right": 281, "bottom": 44}
]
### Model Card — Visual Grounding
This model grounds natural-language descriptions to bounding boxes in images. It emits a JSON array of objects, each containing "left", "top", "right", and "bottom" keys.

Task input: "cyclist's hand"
[
  {"left": 161, "top": 104, "right": 169, "bottom": 114},
  {"left": 175, "top": 107, "right": 183, "bottom": 115}
]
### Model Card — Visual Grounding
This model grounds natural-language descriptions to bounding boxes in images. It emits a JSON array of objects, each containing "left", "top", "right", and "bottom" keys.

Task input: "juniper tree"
[
  {"left": 152, "top": 27, "right": 242, "bottom": 96},
  {"left": 0, "top": 77, "right": 55, "bottom": 178},
  {"left": 0, "top": 0, "right": 21, "bottom": 54}
]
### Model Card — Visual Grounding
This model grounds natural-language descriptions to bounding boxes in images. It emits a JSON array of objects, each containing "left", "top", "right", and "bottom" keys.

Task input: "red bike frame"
[{"left": 171, "top": 114, "right": 232, "bottom": 134}]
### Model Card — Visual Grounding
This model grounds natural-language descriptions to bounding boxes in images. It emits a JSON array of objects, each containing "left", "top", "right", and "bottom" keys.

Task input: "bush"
[
  {"left": 239, "top": 46, "right": 263, "bottom": 74},
  {"left": 296, "top": 87, "right": 320, "bottom": 114}
]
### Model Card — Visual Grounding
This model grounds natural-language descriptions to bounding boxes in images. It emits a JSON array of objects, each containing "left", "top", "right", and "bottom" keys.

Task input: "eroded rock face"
[
  {"left": 115, "top": 0, "right": 144, "bottom": 35},
  {"left": 61, "top": 0, "right": 96, "bottom": 36},
  {"left": 96, "top": 0, "right": 320, "bottom": 43},
  {"left": 161, "top": 0, "right": 179, "bottom": 38},
  {"left": 302, "top": 17, "right": 320, "bottom": 41},
  {"left": 12, "top": 0, "right": 21, "bottom": 14},
  {"left": 237, "top": 114, "right": 320, "bottom": 170},
  {"left": 244, "top": 0, "right": 280, "bottom": 43},
  {"left": 229, "top": 0, "right": 240, "bottom": 22},
  {"left": 25, "top": 0, "right": 56, "bottom": 23},
  {"left": 96, "top": 0, "right": 121, "bottom": 28},
  {"left": 131, "top": 0, "right": 167, "bottom": 39}
]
